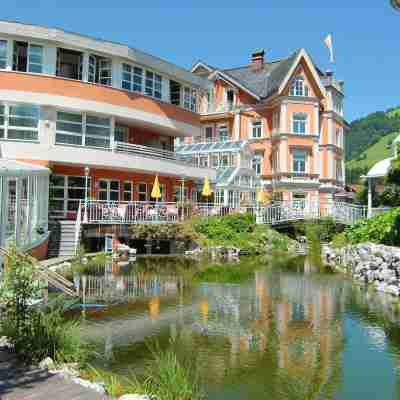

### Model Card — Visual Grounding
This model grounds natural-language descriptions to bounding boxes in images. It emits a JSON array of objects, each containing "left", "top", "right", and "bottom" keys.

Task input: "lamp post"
[{"left": 84, "top": 166, "right": 90, "bottom": 223}]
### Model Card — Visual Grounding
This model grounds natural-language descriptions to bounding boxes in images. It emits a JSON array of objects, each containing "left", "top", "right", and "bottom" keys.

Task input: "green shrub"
[
  {"left": 344, "top": 208, "right": 400, "bottom": 245},
  {"left": 192, "top": 213, "right": 290, "bottom": 255},
  {"left": 0, "top": 246, "right": 88, "bottom": 364}
]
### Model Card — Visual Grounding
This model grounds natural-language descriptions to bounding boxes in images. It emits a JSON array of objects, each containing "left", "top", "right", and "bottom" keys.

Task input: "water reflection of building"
[{"left": 190, "top": 268, "right": 346, "bottom": 394}]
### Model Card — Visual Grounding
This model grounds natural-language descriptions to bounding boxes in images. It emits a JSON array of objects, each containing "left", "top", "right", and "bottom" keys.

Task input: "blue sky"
[{"left": 2, "top": 0, "right": 399, "bottom": 122}]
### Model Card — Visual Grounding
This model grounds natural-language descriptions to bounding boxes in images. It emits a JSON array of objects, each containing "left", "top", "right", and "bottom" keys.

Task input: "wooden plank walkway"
[{"left": 0, "top": 350, "right": 107, "bottom": 400}]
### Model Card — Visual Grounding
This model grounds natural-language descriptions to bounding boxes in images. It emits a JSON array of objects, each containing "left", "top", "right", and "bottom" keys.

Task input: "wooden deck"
[{"left": 0, "top": 350, "right": 107, "bottom": 400}]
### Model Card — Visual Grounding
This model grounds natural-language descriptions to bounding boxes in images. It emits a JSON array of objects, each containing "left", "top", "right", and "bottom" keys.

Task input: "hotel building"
[{"left": 0, "top": 21, "right": 346, "bottom": 257}]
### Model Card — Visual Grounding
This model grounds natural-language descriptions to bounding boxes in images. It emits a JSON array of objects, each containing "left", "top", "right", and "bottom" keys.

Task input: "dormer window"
[
  {"left": 290, "top": 76, "right": 309, "bottom": 97},
  {"left": 225, "top": 88, "right": 235, "bottom": 110}
]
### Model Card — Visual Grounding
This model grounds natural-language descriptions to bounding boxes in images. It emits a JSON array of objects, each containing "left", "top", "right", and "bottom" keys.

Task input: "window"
[
  {"left": 199, "top": 155, "right": 209, "bottom": 168},
  {"left": 250, "top": 120, "right": 262, "bottom": 139},
  {"left": 211, "top": 154, "right": 219, "bottom": 168},
  {"left": 145, "top": 71, "right": 162, "bottom": 99},
  {"left": 0, "top": 104, "right": 5, "bottom": 139},
  {"left": 138, "top": 183, "right": 148, "bottom": 202},
  {"left": 174, "top": 186, "right": 188, "bottom": 202},
  {"left": 50, "top": 175, "right": 89, "bottom": 216},
  {"left": 123, "top": 181, "right": 133, "bottom": 201},
  {"left": 122, "top": 63, "right": 143, "bottom": 92},
  {"left": 293, "top": 151, "right": 306, "bottom": 173},
  {"left": 115, "top": 124, "right": 129, "bottom": 143},
  {"left": 336, "top": 128, "right": 342, "bottom": 147},
  {"left": 98, "top": 180, "right": 119, "bottom": 201},
  {"left": 170, "top": 80, "right": 181, "bottom": 106},
  {"left": 226, "top": 89, "right": 235, "bottom": 110},
  {"left": 336, "top": 159, "right": 343, "bottom": 182},
  {"left": 0, "top": 40, "right": 7, "bottom": 69},
  {"left": 88, "top": 55, "right": 112, "bottom": 86},
  {"left": 333, "top": 95, "right": 343, "bottom": 115},
  {"left": 85, "top": 115, "right": 111, "bottom": 148},
  {"left": 204, "top": 126, "right": 213, "bottom": 142},
  {"left": 290, "top": 76, "right": 309, "bottom": 97},
  {"left": 218, "top": 125, "right": 229, "bottom": 142},
  {"left": 57, "top": 48, "right": 83, "bottom": 80},
  {"left": 252, "top": 154, "right": 263, "bottom": 176},
  {"left": 215, "top": 190, "right": 225, "bottom": 205},
  {"left": 55, "top": 111, "right": 111, "bottom": 148},
  {"left": 13, "top": 42, "right": 43, "bottom": 74},
  {"left": 0, "top": 103, "right": 39, "bottom": 141},
  {"left": 56, "top": 111, "right": 83, "bottom": 145},
  {"left": 220, "top": 153, "right": 230, "bottom": 167},
  {"left": 293, "top": 113, "right": 307, "bottom": 134},
  {"left": 272, "top": 112, "right": 280, "bottom": 133}
]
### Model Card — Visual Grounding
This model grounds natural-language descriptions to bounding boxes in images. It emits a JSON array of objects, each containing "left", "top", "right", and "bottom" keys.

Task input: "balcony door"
[{"left": 98, "top": 179, "right": 120, "bottom": 202}]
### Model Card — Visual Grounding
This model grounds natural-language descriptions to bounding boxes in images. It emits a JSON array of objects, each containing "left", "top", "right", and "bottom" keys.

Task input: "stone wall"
[{"left": 324, "top": 243, "right": 400, "bottom": 297}]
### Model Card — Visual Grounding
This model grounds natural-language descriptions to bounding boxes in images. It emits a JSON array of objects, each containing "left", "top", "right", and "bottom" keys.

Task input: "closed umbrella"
[
  {"left": 151, "top": 175, "right": 161, "bottom": 201},
  {"left": 201, "top": 176, "right": 212, "bottom": 198}
]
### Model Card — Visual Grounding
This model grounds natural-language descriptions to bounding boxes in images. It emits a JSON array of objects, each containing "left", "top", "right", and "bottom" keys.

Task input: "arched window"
[{"left": 290, "top": 76, "right": 309, "bottom": 97}]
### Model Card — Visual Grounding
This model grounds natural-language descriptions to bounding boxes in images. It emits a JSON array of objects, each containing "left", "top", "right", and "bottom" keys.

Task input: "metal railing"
[
  {"left": 272, "top": 173, "right": 319, "bottom": 184},
  {"left": 78, "top": 200, "right": 256, "bottom": 225},
  {"left": 260, "top": 200, "right": 367, "bottom": 225},
  {"left": 113, "top": 141, "right": 177, "bottom": 161},
  {"left": 74, "top": 200, "right": 82, "bottom": 255}
]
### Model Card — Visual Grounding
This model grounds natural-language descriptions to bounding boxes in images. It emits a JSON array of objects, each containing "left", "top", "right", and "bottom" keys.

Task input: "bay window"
[
  {"left": 215, "top": 189, "right": 225, "bottom": 205},
  {"left": 0, "top": 40, "right": 7, "bottom": 69},
  {"left": 55, "top": 111, "right": 111, "bottom": 149},
  {"left": 290, "top": 76, "right": 309, "bottom": 97},
  {"left": 250, "top": 119, "right": 262, "bottom": 139},
  {"left": 293, "top": 113, "right": 308, "bottom": 134},
  {"left": 293, "top": 151, "right": 306, "bottom": 173},
  {"left": 145, "top": 71, "right": 162, "bottom": 99},
  {"left": 0, "top": 103, "right": 39, "bottom": 141}
]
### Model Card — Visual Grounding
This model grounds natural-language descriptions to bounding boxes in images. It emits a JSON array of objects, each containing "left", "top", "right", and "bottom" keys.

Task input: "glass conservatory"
[
  {"left": 0, "top": 159, "right": 50, "bottom": 250},
  {"left": 176, "top": 140, "right": 260, "bottom": 207}
]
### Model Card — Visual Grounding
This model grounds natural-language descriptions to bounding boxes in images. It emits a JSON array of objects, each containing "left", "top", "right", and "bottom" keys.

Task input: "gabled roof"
[
  {"left": 197, "top": 48, "right": 325, "bottom": 100},
  {"left": 223, "top": 50, "right": 301, "bottom": 98}
]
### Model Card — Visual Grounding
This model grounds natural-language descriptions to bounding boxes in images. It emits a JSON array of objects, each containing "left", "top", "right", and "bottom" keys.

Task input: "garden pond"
[{"left": 74, "top": 256, "right": 400, "bottom": 399}]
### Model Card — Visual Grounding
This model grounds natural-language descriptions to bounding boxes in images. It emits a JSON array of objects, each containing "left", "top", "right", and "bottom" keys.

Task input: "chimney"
[{"left": 251, "top": 49, "right": 265, "bottom": 70}]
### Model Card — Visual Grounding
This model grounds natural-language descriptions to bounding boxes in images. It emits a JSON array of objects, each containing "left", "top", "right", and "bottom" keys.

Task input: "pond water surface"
[{"left": 77, "top": 256, "right": 400, "bottom": 399}]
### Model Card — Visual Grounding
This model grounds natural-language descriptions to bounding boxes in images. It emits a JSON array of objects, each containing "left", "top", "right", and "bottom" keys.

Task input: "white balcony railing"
[
  {"left": 113, "top": 141, "right": 177, "bottom": 161},
  {"left": 79, "top": 200, "right": 256, "bottom": 225},
  {"left": 272, "top": 173, "right": 319, "bottom": 184}
]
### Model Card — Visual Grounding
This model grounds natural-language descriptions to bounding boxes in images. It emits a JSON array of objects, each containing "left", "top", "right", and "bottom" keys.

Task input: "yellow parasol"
[
  {"left": 201, "top": 176, "right": 212, "bottom": 197},
  {"left": 256, "top": 188, "right": 264, "bottom": 203},
  {"left": 151, "top": 175, "right": 161, "bottom": 200}
]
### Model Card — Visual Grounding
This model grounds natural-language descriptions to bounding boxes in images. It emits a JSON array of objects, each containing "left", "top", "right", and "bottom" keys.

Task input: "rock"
[
  {"left": 39, "top": 357, "right": 55, "bottom": 370},
  {"left": 0, "top": 336, "right": 11, "bottom": 349},
  {"left": 118, "top": 395, "right": 153, "bottom": 400},
  {"left": 71, "top": 377, "right": 106, "bottom": 394}
]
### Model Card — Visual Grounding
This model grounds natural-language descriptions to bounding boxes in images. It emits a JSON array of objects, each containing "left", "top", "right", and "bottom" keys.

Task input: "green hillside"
[
  {"left": 346, "top": 106, "right": 400, "bottom": 161},
  {"left": 347, "top": 131, "right": 398, "bottom": 170}
]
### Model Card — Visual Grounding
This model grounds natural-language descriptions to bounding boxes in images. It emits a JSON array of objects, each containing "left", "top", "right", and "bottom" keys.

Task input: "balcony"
[
  {"left": 201, "top": 101, "right": 237, "bottom": 115},
  {"left": 114, "top": 141, "right": 178, "bottom": 162},
  {"left": 272, "top": 172, "right": 319, "bottom": 186}
]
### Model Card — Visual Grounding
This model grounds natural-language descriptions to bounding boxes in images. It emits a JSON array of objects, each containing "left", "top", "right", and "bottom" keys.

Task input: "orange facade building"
[{"left": 189, "top": 49, "right": 346, "bottom": 204}]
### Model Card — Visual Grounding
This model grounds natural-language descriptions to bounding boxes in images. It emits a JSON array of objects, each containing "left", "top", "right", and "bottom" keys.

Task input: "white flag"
[{"left": 324, "top": 34, "right": 335, "bottom": 63}]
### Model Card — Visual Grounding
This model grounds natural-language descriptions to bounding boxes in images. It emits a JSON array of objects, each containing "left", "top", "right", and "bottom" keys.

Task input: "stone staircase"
[{"left": 48, "top": 220, "right": 78, "bottom": 258}]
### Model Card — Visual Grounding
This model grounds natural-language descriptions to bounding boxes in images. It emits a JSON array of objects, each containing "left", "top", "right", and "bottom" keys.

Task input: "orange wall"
[
  {"left": 50, "top": 164, "right": 193, "bottom": 202},
  {"left": 0, "top": 71, "right": 200, "bottom": 128}
]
